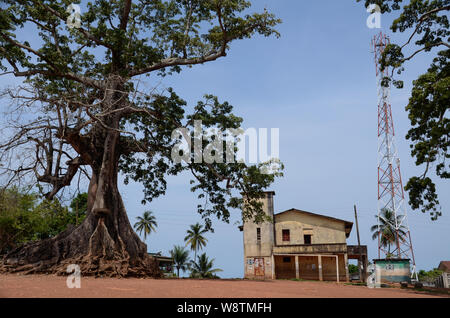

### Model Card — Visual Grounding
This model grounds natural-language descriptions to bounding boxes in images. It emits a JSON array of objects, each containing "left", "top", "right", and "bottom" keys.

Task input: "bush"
[
  {"left": 0, "top": 188, "right": 87, "bottom": 254},
  {"left": 348, "top": 264, "right": 359, "bottom": 274},
  {"left": 418, "top": 269, "right": 443, "bottom": 283}
]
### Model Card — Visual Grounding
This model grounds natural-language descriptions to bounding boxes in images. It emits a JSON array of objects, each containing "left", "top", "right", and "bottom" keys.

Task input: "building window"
[
  {"left": 282, "top": 229, "right": 290, "bottom": 242},
  {"left": 283, "top": 257, "right": 291, "bottom": 263},
  {"left": 256, "top": 228, "right": 261, "bottom": 241},
  {"left": 304, "top": 234, "right": 312, "bottom": 245}
]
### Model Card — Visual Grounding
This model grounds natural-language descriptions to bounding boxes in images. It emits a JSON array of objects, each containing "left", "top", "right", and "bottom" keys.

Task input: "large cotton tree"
[{"left": 0, "top": 0, "right": 282, "bottom": 276}]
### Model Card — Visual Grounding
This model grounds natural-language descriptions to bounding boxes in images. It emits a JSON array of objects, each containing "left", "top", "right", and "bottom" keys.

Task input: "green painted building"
[{"left": 374, "top": 259, "right": 411, "bottom": 284}]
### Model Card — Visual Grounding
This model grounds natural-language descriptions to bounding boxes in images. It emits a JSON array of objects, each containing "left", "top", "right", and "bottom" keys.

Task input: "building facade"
[{"left": 241, "top": 192, "right": 367, "bottom": 282}]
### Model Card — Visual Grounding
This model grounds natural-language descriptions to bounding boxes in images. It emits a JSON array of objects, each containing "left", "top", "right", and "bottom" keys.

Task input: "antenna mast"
[{"left": 371, "top": 32, "right": 417, "bottom": 280}]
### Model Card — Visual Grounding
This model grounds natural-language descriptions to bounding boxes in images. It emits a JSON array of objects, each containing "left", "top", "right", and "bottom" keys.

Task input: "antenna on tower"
[{"left": 372, "top": 31, "right": 418, "bottom": 281}]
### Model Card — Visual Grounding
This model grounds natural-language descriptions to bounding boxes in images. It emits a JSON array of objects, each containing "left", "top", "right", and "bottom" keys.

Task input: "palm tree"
[
  {"left": 170, "top": 245, "right": 190, "bottom": 278},
  {"left": 370, "top": 208, "right": 407, "bottom": 257},
  {"left": 184, "top": 223, "right": 208, "bottom": 260},
  {"left": 133, "top": 211, "right": 158, "bottom": 241},
  {"left": 190, "top": 253, "right": 222, "bottom": 279}
]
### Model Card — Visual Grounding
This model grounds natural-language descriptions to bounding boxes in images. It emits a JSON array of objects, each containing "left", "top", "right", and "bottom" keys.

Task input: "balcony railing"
[{"left": 273, "top": 243, "right": 348, "bottom": 255}]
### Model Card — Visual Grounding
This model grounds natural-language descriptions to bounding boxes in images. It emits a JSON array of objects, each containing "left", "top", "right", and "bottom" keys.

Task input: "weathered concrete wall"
[
  {"left": 274, "top": 211, "right": 347, "bottom": 245},
  {"left": 244, "top": 256, "right": 273, "bottom": 280},
  {"left": 243, "top": 192, "right": 275, "bottom": 279}
]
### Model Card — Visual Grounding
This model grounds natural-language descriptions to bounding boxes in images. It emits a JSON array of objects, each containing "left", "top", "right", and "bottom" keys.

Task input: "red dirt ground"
[{"left": 0, "top": 274, "right": 446, "bottom": 298}]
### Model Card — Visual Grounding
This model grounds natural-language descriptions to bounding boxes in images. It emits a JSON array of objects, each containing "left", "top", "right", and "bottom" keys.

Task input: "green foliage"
[
  {"left": 184, "top": 222, "right": 208, "bottom": 259},
  {"left": 370, "top": 208, "right": 408, "bottom": 256},
  {"left": 418, "top": 268, "right": 444, "bottom": 282},
  {"left": 0, "top": 188, "right": 88, "bottom": 254},
  {"left": 405, "top": 50, "right": 449, "bottom": 220},
  {"left": 357, "top": 0, "right": 449, "bottom": 219},
  {"left": 348, "top": 264, "right": 359, "bottom": 274},
  {"left": 0, "top": 1, "right": 283, "bottom": 230},
  {"left": 170, "top": 245, "right": 190, "bottom": 277},
  {"left": 0, "top": 0, "right": 280, "bottom": 84},
  {"left": 189, "top": 252, "right": 222, "bottom": 279},
  {"left": 30, "top": 198, "right": 72, "bottom": 240},
  {"left": 133, "top": 210, "right": 158, "bottom": 241},
  {"left": 119, "top": 90, "right": 284, "bottom": 230},
  {"left": 356, "top": 0, "right": 403, "bottom": 13},
  {"left": 0, "top": 187, "right": 37, "bottom": 254},
  {"left": 69, "top": 192, "right": 88, "bottom": 226}
]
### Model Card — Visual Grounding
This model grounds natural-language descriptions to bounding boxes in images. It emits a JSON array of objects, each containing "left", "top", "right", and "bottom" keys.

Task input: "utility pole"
[{"left": 354, "top": 204, "right": 364, "bottom": 282}]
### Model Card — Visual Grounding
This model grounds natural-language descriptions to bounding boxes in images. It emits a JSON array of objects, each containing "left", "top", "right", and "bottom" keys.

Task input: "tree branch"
[
  {"left": 120, "top": 0, "right": 133, "bottom": 30},
  {"left": 130, "top": 50, "right": 227, "bottom": 77}
]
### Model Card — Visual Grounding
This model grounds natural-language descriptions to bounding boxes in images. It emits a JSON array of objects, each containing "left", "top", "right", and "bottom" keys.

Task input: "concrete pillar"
[
  {"left": 363, "top": 256, "right": 368, "bottom": 283},
  {"left": 318, "top": 255, "right": 323, "bottom": 281},
  {"left": 442, "top": 273, "right": 450, "bottom": 288},
  {"left": 336, "top": 255, "right": 340, "bottom": 283},
  {"left": 271, "top": 254, "right": 275, "bottom": 280},
  {"left": 295, "top": 255, "right": 299, "bottom": 279},
  {"left": 344, "top": 253, "right": 350, "bottom": 282}
]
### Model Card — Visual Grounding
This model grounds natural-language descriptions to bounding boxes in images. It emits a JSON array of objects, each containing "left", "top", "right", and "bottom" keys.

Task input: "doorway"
[{"left": 254, "top": 258, "right": 265, "bottom": 277}]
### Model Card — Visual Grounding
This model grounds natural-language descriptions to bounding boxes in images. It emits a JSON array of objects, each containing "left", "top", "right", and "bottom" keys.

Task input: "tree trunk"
[
  {"left": 0, "top": 174, "right": 160, "bottom": 277},
  {"left": 0, "top": 127, "right": 161, "bottom": 277}
]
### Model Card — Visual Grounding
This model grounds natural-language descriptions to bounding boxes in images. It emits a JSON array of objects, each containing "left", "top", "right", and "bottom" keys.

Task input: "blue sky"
[
  {"left": 1, "top": 1, "right": 449, "bottom": 278},
  {"left": 123, "top": 1, "right": 450, "bottom": 277}
]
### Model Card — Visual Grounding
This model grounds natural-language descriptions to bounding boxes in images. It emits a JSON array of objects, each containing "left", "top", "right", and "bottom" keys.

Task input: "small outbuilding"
[
  {"left": 373, "top": 258, "right": 411, "bottom": 284},
  {"left": 149, "top": 252, "right": 174, "bottom": 276}
]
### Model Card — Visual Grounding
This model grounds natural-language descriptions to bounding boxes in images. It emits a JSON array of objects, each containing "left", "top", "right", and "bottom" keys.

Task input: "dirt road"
[{"left": 0, "top": 274, "right": 445, "bottom": 298}]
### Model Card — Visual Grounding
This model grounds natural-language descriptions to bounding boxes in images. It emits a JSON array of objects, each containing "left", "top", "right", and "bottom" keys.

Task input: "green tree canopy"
[
  {"left": 69, "top": 192, "right": 88, "bottom": 225},
  {"left": 184, "top": 222, "right": 208, "bottom": 259},
  {"left": 189, "top": 252, "right": 222, "bottom": 279},
  {"left": 0, "top": 0, "right": 282, "bottom": 276},
  {"left": 133, "top": 210, "right": 158, "bottom": 241},
  {"left": 170, "top": 244, "right": 190, "bottom": 277},
  {"left": 348, "top": 264, "right": 359, "bottom": 274},
  {"left": 370, "top": 208, "right": 408, "bottom": 257}
]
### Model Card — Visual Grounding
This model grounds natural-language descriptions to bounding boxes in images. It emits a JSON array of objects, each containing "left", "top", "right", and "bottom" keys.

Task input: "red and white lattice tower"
[{"left": 372, "top": 32, "right": 417, "bottom": 279}]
